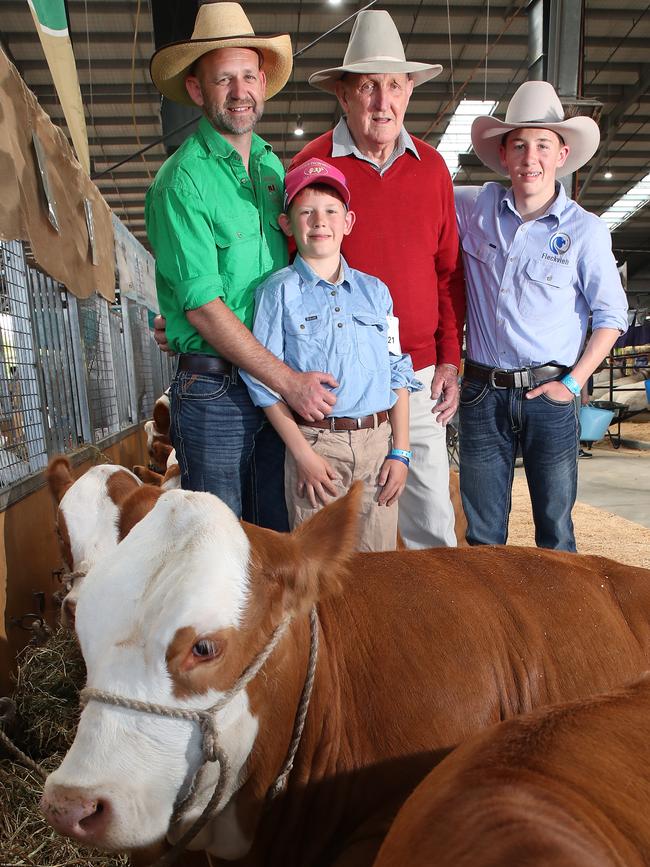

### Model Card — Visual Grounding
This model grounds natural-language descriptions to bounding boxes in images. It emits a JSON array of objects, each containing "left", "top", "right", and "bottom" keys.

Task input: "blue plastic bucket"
[
  {"left": 645, "top": 378, "right": 650, "bottom": 405},
  {"left": 579, "top": 404, "right": 615, "bottom": 442}
]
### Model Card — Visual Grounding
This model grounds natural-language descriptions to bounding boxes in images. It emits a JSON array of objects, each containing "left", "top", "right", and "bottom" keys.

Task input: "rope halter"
[{"left": 78, "top": 606, "right": 319, "bottom": 867}]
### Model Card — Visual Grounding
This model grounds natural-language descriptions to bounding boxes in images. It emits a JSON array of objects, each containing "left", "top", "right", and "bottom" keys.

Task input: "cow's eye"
[{"left": 192, "top": 639, "right": 220, "bottom": 660}]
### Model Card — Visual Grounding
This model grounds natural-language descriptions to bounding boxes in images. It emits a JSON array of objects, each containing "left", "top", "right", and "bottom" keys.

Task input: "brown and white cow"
[
  {"left": 47, "top": 456, "right": 142, "bottom": 624},
  {"left": 374, "top": 672, "right": 650, "bottom": 867},
  {"left": 41, "top": 486, "right": 650, "bottom": 866}
]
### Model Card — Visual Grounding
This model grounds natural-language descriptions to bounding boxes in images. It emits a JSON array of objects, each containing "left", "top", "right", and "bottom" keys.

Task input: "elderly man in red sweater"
[{"left": 291, "top": 10, "right": 465, "bottom": 548}]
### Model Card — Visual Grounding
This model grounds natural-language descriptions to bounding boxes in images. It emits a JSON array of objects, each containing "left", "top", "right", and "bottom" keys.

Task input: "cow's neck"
[{"left": 223, "top": 606, "right": 382, "bottom": 867}]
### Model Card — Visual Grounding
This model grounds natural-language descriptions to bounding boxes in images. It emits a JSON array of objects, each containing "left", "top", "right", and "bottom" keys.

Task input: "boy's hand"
[
  {"left": 377, "top": 458, "right": 409, "bottom": 506},
  {"left": 296, "top": 449, "right": 340, "bottom": 508}
]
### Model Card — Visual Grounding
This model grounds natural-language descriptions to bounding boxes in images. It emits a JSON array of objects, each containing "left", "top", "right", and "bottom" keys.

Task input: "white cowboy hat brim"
[
  {"left": 471, "top": 113, "right": 601, "bottom": 177},
  {"left": 151, "top": 34, "right": 293, "bottom": 105},
  {"left": 309, "top": 61, "right": 442, "bottom": 94}
]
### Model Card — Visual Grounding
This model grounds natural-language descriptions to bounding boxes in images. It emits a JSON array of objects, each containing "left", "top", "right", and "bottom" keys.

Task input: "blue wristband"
[
  {"left": 389, "top": 448, "right": 413, "bottom": 460},
  {"left": 386, "top": 454, "right": 410, "bottom": 467},
  {"left": 560, "top": 374, "right": 581, "bottom": 396}
]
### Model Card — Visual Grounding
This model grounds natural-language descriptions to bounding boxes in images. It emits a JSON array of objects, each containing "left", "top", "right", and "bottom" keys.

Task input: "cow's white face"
[
  {"left": 42, "top": 490, "right": 258, "bottom": 857},
  {"left": 56, "top": 465, "right": 141, "bottom": 626}
]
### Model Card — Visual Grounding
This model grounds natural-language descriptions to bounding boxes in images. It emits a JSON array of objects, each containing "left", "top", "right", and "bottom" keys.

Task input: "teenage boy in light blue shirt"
[
  {"left": 241, "top": 159, "right": 421, "bottom": 551},
  {"left": 455, "top": 81, "right": 628, "bottom": 551}
]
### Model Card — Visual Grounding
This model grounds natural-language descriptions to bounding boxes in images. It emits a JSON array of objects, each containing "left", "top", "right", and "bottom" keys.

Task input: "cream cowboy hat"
[
  {"left": 150, "top": 2, "right": 292, "bottom": 106},
  {"left": 471, "top": 80, "right": 601, "bottom": 177},
  {"left": 308, "top": 10, "right": 442, "bottom": 94}
]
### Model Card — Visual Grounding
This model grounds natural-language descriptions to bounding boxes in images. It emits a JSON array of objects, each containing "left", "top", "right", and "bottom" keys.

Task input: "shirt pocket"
[
  {"left": 353, "top": 312, "right": 390, "bottom": 372},
  {"left": 518, "top": 259, "right": 574, "bottom": 319},
  {"left": 284, "top": 304, "right": 330, "bottom": 371},
  {"left": 214, "top": 220, "right": 259, "bottom": 289},
  {"left": 461, "top": 231, "right": 497, "bottom": 266}
]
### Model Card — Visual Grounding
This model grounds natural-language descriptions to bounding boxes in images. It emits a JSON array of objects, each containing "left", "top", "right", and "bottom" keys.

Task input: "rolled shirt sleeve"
[{"left": 578, "top": 215, "right": 629, "bottom": 334}]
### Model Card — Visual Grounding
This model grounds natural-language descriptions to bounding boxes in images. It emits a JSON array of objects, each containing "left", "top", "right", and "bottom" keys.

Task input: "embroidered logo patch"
[
  {"left": 305, "top": 164, "right": 326, "bottom": 176},
  {"left": 549, "top": 232, "right": 571, "bottom": 255}
]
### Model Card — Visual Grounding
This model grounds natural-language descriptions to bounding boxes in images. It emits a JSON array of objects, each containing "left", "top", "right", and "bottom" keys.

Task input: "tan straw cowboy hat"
[
  {"left": 308, "top": 10, "right": 442, "bottom": 94},
  {"left": 471, "top": 81, "right": 601, "bottom": 178},
  {"left": 150, "top": 2, "right": 292, "bottom": 106}
]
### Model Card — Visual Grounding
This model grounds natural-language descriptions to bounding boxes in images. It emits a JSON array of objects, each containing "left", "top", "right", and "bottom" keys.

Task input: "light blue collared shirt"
[
  {"left": 241, "top": 255, "right": 422, "bottom": 416},
  {"left": 331, "top": 117, "right": 420, "bottom": 176},
  {"left": 455, "top": 182, "right": 628, "bottom": 368}
]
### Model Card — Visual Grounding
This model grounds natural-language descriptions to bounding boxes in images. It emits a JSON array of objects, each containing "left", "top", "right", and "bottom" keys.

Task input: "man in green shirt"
[{"left": 146, "top": 2, "right": 338, "bottom": 527}]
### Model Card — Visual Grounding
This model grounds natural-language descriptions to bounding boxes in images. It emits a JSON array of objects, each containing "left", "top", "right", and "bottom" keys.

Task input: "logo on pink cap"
[{"left": 284, "top": 158, "right": 351, "bottom": 209}]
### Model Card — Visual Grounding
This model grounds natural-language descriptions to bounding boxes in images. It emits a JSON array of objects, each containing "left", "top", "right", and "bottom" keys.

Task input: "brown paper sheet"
[{"left": 0, "top": 49, "right": 114, "bottom": 302}]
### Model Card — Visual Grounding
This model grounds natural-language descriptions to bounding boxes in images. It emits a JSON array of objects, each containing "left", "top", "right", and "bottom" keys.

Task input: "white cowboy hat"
[
  {"left": 471, "top": 80, "right": 601, "bottom": 177},
  {"left": 308, "top": 10, "right": 442, "bottom": 94},
  {"left": 150, "top": 2, "right": 292, "bottom": 106}
]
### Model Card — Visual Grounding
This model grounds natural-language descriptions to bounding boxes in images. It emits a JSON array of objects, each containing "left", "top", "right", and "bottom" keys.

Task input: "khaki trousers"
[{"left": 284, "top": 422, "right": 397, "bottom": 552}]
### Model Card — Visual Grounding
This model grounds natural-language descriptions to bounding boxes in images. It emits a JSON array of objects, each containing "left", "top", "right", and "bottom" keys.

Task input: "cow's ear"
[
  {"left": 117, "top": 486, "right": 163, "bottom": 540},
  {"left": 46, "top": 456, "right": 75, "bottom": 503},
  {"left": 244, "top": 483, "right": 361, "bottom": 616}
]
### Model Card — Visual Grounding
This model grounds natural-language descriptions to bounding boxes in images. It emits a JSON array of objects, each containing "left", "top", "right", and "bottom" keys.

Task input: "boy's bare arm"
[
  {"left": 263, "top": 402, "right": 340, "bottom": 509},
  {"left": 378, "top": 388, "right": 410, "bottom": 507}
]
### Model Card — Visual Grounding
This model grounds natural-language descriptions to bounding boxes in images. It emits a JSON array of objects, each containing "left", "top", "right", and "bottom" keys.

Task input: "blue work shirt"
[
  {"left": 241, "top": 255, "right": 421, "bottom": 416},
  {"left": 455, "top": 182, "right": 628, "bottom": 368}
]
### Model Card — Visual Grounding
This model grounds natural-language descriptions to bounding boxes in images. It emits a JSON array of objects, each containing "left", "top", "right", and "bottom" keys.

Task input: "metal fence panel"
[
  {"left": 125, "top": 298, "right": 155, "bottom": 422},
  {"left": 28, "top": 268, "right": 86, "bottom": 453},
  {"left": 76, "top": 293, "right": 121, "bottom": 442},
  {"left": 0, "top": 241, "right": 48, "bottom": 485}
]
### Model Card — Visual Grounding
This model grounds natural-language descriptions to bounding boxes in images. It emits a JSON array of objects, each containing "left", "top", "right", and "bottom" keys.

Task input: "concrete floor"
[{"left": 575, "top": 447, "right": 650, "bottom": 529}]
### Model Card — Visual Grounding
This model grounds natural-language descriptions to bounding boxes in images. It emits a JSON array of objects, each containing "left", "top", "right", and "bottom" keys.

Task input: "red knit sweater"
[{"left": 290, "top": 132, "right": 465, "bottom": 371}]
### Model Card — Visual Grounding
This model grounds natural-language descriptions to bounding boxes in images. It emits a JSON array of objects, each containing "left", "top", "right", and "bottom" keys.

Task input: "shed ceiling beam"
[{"left": 579, "top": 65, "right": 650, "bottom": 200}]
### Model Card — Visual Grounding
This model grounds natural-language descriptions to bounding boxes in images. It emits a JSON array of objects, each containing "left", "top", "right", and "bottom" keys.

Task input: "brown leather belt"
[
  {"left": 463, "top": 360, "right": 569, "bottom": 390},
  {"left": 294, "top": 410, "right": 389, "bottom": 431},
  {"left": 178, "top": 354, "right": 234, "bottom": 376}
]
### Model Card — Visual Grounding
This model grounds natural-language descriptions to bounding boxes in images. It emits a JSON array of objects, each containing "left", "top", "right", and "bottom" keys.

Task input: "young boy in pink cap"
[{"left": 241, "top": 158, "right": 421, "bottom": 551}]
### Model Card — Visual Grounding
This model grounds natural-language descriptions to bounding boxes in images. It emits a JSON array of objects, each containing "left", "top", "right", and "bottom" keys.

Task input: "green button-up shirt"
[{"left": 145, "top": 117, "right": 288, "bottom": 356}]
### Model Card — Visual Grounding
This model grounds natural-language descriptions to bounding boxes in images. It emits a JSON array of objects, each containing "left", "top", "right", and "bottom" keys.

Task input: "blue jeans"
[
  {"left": 459, "top": 378, "right": 579, "bottom": 551},
  {"left": 170, "top": 368, "right": 289, "bottom": 531}
]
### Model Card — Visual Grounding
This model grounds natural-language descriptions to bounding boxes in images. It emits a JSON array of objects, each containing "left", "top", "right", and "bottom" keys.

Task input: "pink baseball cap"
[{"left": 284, "top": 158, "right": 351, "bottom": 209}]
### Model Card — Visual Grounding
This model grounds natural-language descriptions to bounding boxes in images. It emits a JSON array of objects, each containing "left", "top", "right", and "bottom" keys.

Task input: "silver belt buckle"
[{"left": 489, "top": 368, "right": 509, "bottom": 389}]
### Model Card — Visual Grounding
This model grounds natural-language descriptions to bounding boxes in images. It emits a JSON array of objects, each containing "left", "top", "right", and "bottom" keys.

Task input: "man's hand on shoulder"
[
  {"left": 430, "top": 363, "right": 459, "bottom": 425},
  {"left": 282, "top": 371, "right": 339, "bottom": 422},
  {"left": 153, "top": 315, "right": 173, "bottom": 355}
]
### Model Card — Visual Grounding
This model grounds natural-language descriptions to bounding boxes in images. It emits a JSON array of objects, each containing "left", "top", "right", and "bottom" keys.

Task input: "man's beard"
[{"left": 207, "top": 99, "right": 264, "bottom": 135}]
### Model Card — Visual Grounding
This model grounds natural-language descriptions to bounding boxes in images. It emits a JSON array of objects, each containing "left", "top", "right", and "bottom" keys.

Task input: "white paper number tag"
[{"left": 387, "top": 314, "right": 402, "bottom": 355}]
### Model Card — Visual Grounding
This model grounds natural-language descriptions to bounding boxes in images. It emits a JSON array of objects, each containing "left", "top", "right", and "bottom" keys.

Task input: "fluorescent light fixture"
[
  {"left": 600, "top": 171, "right": 650, "bottom": 230},
  {"left": 437, "top": 99, "right": 497, "bottom": 178}
]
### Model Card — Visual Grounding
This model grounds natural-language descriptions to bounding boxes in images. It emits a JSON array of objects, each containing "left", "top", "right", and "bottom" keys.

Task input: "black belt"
[
  {"left": 294, "top": 410, "right": 389, "bottom": 431},
  {"left": 464, "top": 360, "right": 569, "bottom": 389},
  {"left": 178, "top": 354, "right": 234, "bottom": 376}
]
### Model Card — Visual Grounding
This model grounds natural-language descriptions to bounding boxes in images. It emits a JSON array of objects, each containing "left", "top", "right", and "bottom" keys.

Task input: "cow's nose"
[{"left": 40, "top": 787, "right": 111, "bottom": 842}]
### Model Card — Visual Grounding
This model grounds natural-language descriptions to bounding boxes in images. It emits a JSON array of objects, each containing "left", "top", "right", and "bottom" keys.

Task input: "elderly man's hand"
[
  {"left": 282, "top": 371, "right": 339, "bottom": 422},
  {"left": 430, "top": 363, "right": 459, "bottom": 425},
  {"left": 153, "top": 315, "right": 174, "bottom": 355}
]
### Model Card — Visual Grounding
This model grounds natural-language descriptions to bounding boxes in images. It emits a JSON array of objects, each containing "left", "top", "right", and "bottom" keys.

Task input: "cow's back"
[
  {"left": 373, "top": 675, "right": 650, "bottom": 867},
  {"left": 261, "top": 546, "right": 650, "bottom": 866}
]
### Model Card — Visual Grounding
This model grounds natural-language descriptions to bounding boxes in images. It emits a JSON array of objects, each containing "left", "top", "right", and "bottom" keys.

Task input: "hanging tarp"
[
  {"left": 0, "top": 48, "right": 115, "bottom": 302},
  {"left": 26, "top": 0, "right": 90, "bottom": 175}
]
